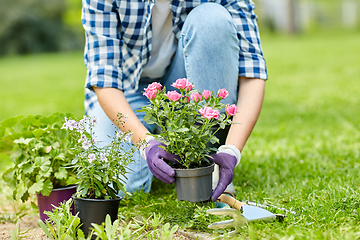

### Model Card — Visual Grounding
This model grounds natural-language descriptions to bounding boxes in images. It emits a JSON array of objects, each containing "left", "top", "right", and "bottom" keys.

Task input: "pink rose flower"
[
  {"left": 143, "top": 82, "right": 162, "bottom": 100},
  {"left": 184, "top": 96, "right": 190, "bottom": 103},
  {"left": 199, "top": 106, "right": 219, "bottom": 120},
  {"left": 172, "top": 78, "right": 193, "bottom": 91},
  {"left": 146, "top": 82, "right": 162, "bottom": 91},
  {"left": 165, "top": 90, "right": 182, "bottom": 102},
  {"left": 217, "top": 88, "right": 229, "bottom": 99},
  {"left": 202, "top": 90, "right": 211, "bottom": 100},
  {"left": 143, "top": 89, "right": 157, "bottom": 100},
  {"left": 190, "top": 92, "right": 202, "bottom": 103},
  {"left": 225, "top": 104, "right": 237, "bottom": 116}
]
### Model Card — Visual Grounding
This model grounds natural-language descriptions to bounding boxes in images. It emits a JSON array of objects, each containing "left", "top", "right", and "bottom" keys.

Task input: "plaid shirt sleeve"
[
  {"left": 225, "top": 0, "right": 268, "bottom": 80},
  {"left": 82, "top": 0, "right": 123, "bottom": 92}
]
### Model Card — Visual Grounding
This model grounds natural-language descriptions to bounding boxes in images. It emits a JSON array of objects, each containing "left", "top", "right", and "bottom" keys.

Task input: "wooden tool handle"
[{"left": 218, "top": 194, "right": 245, "bottom": 211}]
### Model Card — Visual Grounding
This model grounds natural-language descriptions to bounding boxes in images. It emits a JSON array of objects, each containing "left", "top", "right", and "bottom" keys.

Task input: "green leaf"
[
  {"left": 55, "top": 168, "right": 68, "bottom": 180},
  {"left": 94, "top": 179, "right": 104, "bottom": 190},
  {"left": 76, "top": 229, "right": 85, "bottom": 239},
  {"left": 9, "top": 147, "right": 21, "bottom": 162},
  {"left": 32, "top": 129, "right": 46, "bottom": 138},
  {"left": 175, "top": 128, "right": 189, "bottom": 133},
  {"left": 19, "top": 191, "right": 30, "bottom": 203},
  {"left": 38, "top": 219, "right": 55, "bottom": 240},
  {"left": 91, "top": 224, "right": 106, "bottom": 239},
  {"left": 28, "top": 180, "right": 44, "bottom": 194},
  {"left": 35, "top": 156, "right": 50, "bottom": 166},
  {"left": 55, "top": 129, "right": 68, "bottom": 140},
  {"left": 40, "top": 167, "right": 52, "bottom": 178},
  {"left": 23, "top": 163, "right": 35, "bottom": 174},
  {"left": 209, "top": 136, "right": 219, "bottom": 144},
  {"left": 20, "top": 115, "right": 40, "bottom": 128},
  {"left": 54, "top": 153, "right": 65, "bottom": 160},
  {"left": 145, "top": 115, "right": 157, "bottom": 125},
  {"left": 0, "top": 116, "right": 21, "bottom": 128},
  {"left": 105, "top": 215, "right": 118, "bottom": 239},
  {"left": 2, "top": 168, "right": 16, "bottom": 188},
  {"left": 13, "top": 137, "right": 34, "bottom": 145},
  {"left": 44, "top": 114, "right": 62, "bottom": 125},
  {"left": 34, "top": 142, "right": 44, "bottom": 151},
  {"left": 41, "top": 179, "right": 53, "bottom": 196},
  {"left": 36, "top": 157, "right": 51, "bottom": 177},
  {"left": 79, "top": 182, "right": 90, "bottom": 197}
]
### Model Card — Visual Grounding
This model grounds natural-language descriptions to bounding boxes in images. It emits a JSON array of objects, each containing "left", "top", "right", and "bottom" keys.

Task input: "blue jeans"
[{"left": 88, "top": 3, "right": 240, "bottom": 197}]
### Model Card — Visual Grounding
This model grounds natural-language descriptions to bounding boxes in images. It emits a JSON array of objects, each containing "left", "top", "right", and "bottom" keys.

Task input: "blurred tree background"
[
  {"left": 255, "top": 0, "right": 360, "bottom": 34},
  {"left": 0, "top": 0, "right": 83, "bottom": 56},
  {"left": 0, "top": 0, "right": 358, "bottom": 56}
]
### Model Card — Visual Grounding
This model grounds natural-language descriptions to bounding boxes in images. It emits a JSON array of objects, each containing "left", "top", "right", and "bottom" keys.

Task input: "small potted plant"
[
  {"left": 0, "top": 112, "right": 77, "bottom": 221},
  {"left": 140, "top": 78, "right": 237, "bottom": 202},
  {"left": 63, "top": 114, "right": 140, "bottom": 237}
]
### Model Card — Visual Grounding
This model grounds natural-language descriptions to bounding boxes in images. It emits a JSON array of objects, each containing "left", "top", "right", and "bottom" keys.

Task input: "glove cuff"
[
  {"left": 217, "top": 145, "right": 241, "bottom": 166},
  {"left": 139, "top": 136, "right": 155, "bottom": 160}
]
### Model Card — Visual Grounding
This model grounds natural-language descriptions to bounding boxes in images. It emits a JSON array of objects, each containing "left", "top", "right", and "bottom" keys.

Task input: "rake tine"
[
  {"left": 207, "top": 219, "right": 235, "bottom": 229},
  {"left": 206, "top": 208, "right": 248, "bottom": 237}
]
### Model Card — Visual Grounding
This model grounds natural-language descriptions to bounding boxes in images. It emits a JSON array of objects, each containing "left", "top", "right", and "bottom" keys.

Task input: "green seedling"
[{"left": 37, "top": 199, "right": 91, "bottom": 240}]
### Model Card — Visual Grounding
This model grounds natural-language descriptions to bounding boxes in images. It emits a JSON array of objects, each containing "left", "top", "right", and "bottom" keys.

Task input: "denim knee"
[
  {"left": 173, "top": 2, "right": 239, "bottom": 105},
  {"left": 183, "top": 2, "right": 238, "bottom": 43}
]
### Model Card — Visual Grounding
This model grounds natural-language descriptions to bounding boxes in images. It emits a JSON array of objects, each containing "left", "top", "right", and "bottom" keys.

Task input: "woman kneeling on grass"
[{"left": 81, "top": 0, "right": 267, "bottom": 201}]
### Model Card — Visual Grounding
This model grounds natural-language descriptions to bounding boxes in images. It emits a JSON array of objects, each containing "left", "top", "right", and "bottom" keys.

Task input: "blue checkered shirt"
[{"left": 82, "top": 0, "right": 268, "bottom": 113}]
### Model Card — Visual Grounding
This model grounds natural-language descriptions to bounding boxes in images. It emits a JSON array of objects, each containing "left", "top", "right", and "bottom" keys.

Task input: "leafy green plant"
[
  {"left": 0, "top": 112, "right": 76, "bottom": 202},
  {"left": 0, "top": 198, "right": 30, "bottom": 224},
  {"left": 64, "top": 114, "right": 143, "bottom": 199},
  {"left": 91, "top": 213, "right": 179, "bottom": 240},
  {"left": 130, "top": 214, "right": 164, "bottom": 237},
  {"left": 38, "top": 199, "right": 91, "bottom": 240},
  {"left": 140, "top": 78, "right": 237, "bottom": 168},
  {"left": 10, "top": 222, "right": 30, "bottom": 240},
  {"left": 91, "top": 214, "right": 131, "bottom": 240}
]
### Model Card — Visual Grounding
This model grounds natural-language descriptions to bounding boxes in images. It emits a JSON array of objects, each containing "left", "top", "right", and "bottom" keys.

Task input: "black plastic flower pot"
[
  {"left": 174, "top": 163, "right": 215, "bottom": 202},
  {"left": 72, "top": 196, "right": 121, "bottom": 238},
  {"left": 36, "top": 184, "right": 77, "bottom": 222}
]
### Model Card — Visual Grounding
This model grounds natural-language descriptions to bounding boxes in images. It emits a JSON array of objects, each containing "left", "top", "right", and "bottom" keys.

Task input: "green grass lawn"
[
  {"left": 0, "top": 51, "right": 86, "bottom": 121},
  {"left": 1, "top": 30, "right": 360, "bottom": 239}
]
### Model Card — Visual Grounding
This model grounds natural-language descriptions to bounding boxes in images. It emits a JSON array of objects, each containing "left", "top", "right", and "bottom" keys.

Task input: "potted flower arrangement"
[
  {"left": 0, "top": 112, "right": 77, "bottom": 221},
  {"left": 140, "top": 78, "right": 237, "bottom": 202},
  {"left": 63, "top": 114, "right": 140, "bottom": 237}
]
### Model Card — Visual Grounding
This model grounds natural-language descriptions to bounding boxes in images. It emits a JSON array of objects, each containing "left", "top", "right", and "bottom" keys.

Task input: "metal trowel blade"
[{"left": 242, "top": 205, "right": 277, "bottom": 222}]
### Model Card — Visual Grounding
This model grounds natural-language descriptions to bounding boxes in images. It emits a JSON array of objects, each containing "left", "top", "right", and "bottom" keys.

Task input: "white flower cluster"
[{"left": 63, "top": 116, "right": 134, "bottom": 164}]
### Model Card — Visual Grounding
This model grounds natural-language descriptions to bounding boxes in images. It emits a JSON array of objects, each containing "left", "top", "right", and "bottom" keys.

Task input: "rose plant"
[
  {"left": 63, "top": 114, "right": 139, "bottom": 200},
  {"left": 140, "top": 78, "right": 237, "bottom": 169}
]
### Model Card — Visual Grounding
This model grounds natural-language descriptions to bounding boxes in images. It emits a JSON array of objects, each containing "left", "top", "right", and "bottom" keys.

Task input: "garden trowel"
[{"left": 217, "top": 193, "right": 279, "bottom": 221}]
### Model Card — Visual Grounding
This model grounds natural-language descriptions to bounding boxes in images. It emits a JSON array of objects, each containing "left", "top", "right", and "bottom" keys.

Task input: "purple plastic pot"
[{"left": 36, "top": 184, "right": 77, "bottom": 222}]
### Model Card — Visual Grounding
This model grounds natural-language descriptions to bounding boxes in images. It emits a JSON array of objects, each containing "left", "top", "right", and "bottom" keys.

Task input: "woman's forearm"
[
  {"left": 94, "top": 87, "right": 150, "bottom": 144},
  {"left": 225, "top": 77, "right": 265, "bottom": 152}
]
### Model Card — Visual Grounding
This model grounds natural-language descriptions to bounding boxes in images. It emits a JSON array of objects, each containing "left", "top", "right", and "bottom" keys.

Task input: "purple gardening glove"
[
  {"left": 208, "top": 145, "right": 241, "bottom": 202},
  {"left": 142, "top": 138, "right": 180, "bottom": 184}
]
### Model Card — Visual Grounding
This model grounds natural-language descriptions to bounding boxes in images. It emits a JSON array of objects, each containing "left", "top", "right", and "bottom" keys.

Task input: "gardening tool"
[
  {"left": 206, "top": 194, "right": 282, "bottom": 236},
  {"left": 244, "top": 201, "right": 297, "bottom": 215}
]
